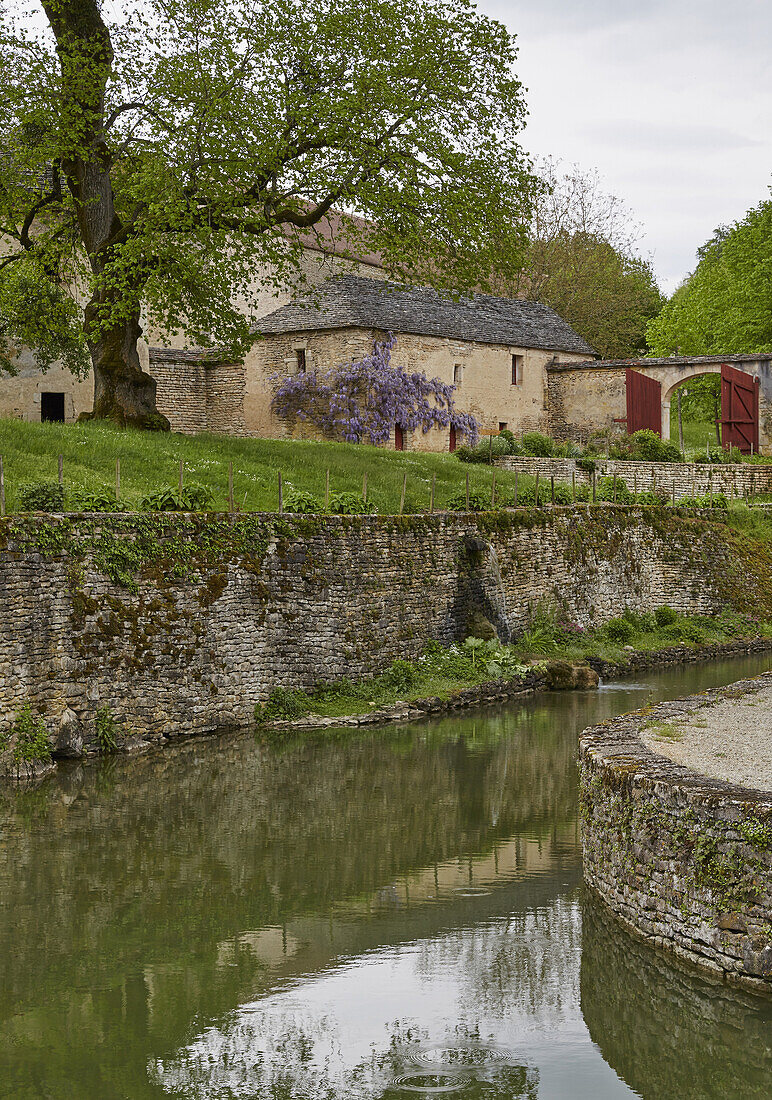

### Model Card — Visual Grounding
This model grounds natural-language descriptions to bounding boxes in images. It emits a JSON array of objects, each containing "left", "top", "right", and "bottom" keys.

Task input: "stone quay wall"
[
  {"left": 579, "top": 677, "right": 772, "bottom": 994},
  {"left": 496, "top": 456, "right": 772, "bottom": 500},
  {"left": 0, "top": 508, "right": 756, "bottom": 749}
]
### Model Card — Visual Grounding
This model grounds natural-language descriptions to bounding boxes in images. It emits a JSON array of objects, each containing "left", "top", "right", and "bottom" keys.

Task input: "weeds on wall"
[
  {"left": 94, "top": 706, "right": 121, "bottom": 753},
  {"left": 0, "top": 706, "right": 52, "bottom": 771}
]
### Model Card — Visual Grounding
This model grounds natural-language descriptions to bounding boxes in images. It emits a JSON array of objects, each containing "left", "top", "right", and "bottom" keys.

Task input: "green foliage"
[
  {"left": 648, "top": 201, "right": 772, "bottom": 355},
  {"left": 327, "top": 491, "right": 374, "bottom": 515},
  {"left": 612, "top": 429, "right": 683, "bottom": 463},
  {"left": 18, "top": 480, "right": 65, "bottom": 512},
  {"left": 604, "top": 617, "right": 634, "bottom": 644},
  {"left": 68, "top": 489, "right": 123, "bottom": 513},
  {"left": 94, "top": 706, "right": 120, "bottom": 753},
  {"left": 256, "top": 687, "right": 313, "bottom": 724},
  {"left": 455, "top": 433, "right": 513, "bottom": 464},
  {"left": 140, "top": 485, "right": 214, "bottom": 512},
  {"left": 446, "top": 490, "right": 495, "bottom": 512},
  {"left": 521, "top": 431, "right": 555, "bottom": 457},
  {"left": 595, "top": 476, "right": 634, "bottom": 503},
  {"left": 7, "top": 705, "right": 51, "bottom": 766},
  {"left": 282, "top": 488, "right": 322, "bottom": 514},
  {"left": 654, "top": 605, "right": 678, "bottom": 628},
  {"left": 0, "top": 0, "right": 540, "bottom": 418}
]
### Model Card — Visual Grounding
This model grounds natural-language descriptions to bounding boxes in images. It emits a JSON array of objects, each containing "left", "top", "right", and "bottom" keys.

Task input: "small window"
[
  {"left": 296, "top": 348, "right": 307, "bottom": 373},
  {"left": 453, "top": 363, "right": 463, "bottom": 385},
  {"left": 498, "top": 422, "right": 508, "bottom": 432},
  {"left": 41, "top": 392, "right": 65, "bottom": 422},
  {"left": 511, "top": 354, "right": 523, "bottom": 386}
]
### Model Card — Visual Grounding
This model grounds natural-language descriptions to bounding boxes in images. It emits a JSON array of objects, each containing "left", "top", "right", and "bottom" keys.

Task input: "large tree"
[
  {"left": 0, "top": 0, "right": 537, "bottom": 428},
  {"left": 509, "top": 163, "right": 663, "bottom": 359},
  {"left": 648, "top": 203, "right": 772, "bottom": 357}
]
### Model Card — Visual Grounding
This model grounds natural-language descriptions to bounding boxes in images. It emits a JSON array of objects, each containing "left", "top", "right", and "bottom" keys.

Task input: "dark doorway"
[
  {"left": 41, "top": 392, "right": 65, "bottom": 423},
  {"left": 449, "top": 425, "right": 457, "bottom": 452},
  {"left": 395, "top": 424, "right": 404, "bottom": 451}
]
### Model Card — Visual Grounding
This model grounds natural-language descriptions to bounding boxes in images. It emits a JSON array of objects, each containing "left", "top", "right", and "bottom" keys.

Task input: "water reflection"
[{"left": 0, "top": 653, "right": 770, "bottom": 1097}]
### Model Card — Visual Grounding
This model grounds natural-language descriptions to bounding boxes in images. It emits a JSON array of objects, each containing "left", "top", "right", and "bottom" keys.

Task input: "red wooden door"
[
  {"left": 721, "top": 364, "right": 759, "bottom": 453},
  {"left": 625, "top": 368, "right": 662, "bottom": 435},
  {"left": 395, "top": 423, "right": 404, "bottom": 451},
  {"left": 449, "top": 425, "right": 457, "bottom": 452}
]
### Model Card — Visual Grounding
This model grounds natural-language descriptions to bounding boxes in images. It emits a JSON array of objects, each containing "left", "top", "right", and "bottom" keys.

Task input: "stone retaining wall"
[
  {"left": 579, "top": 676, "right": 772, "bottom": 993},
  {"left": 496, "top": 456, "right": 772, "bottom": 499},
  {"left": 0, "top": 508, "right": 760, "bottom": 749}
]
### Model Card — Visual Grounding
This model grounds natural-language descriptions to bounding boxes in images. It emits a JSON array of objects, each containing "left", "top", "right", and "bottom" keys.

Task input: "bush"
[
  {"left": 140, "top": 484, "right": 214, "bottom": 511},
  {"left": 282, "top": 487, "right": 322, "bottom": 514},
  {"left": 327, "top": 491, "right": 375, "bottom": 515},
  {"left": 654, "top": 605, "right": 678, "bottom": 627},
  {"left": 94, "top": 705, "right": 120, "bottom": 753},
  {"left": 634, "top": 490, "right": 669, "bottom": 506},
  {"left": 382, "top": 659, "right": 419, "bottom": 692},
  {"left": 605, "top": 617, "right": 634, "bottom": 644},
  {"left": 258, "top": 687, "right": 311, "bottom": 722},
  {"left": 446, "top": 490, "right": 494, "bottom": 512},
  {"left": 18, "top": 481, "right": 65, "bottom": 512},
  {"left": 68, "top": 489, "right": 122, "bottom": 512},
  {"left": 455, "top": 434, "right": 512, "bottom": 464},
  {"left": 521, "top": 431, "right": 555, "bottom": 457},
  {"left": 596, "top": 476, "right": 634, "bottom": 503},
  {"left": 628, "top": 429, "right": 683, "bottom": 463},
  {"left": 6, "top": 705, "right": 51, "bottom": 765}
]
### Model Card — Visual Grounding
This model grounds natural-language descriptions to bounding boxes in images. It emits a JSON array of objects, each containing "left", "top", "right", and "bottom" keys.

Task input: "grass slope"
[{"left": 0, "top": 418, "right": 521, "bottom": 514}]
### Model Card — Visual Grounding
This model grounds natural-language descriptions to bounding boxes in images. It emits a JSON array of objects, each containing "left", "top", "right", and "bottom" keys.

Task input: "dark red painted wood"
[
  {"left": 625, "top": 369, "right": 662, "bottom": 435},
  {"left": 449, "top": 425, "right": 456, "bottom": 452},
  {"left": 721, "top": 363, "right": 759, "bottom": 454},
  {"left": 395, "top": 423, "right": 404, "bottom": 451}
]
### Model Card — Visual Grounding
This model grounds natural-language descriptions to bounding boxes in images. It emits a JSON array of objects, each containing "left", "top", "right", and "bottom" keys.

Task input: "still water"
[{"left": 2, "top": 656, "right": 772, "bottom": 1099}]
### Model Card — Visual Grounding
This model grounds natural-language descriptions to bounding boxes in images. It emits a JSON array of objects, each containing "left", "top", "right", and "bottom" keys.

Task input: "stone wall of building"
[
  {"left": 496, "top": 456, "right": 772, "bottom": 499},
  {"left": 150, "top": 349, "right": 246, "bottom": 435},
  {"left": 245, "top": 328, "right": 588, "bottom": 450},
  {"left": 0, "top": 508, "right": 751, "bottom": 750},
  {"left": 579, "top": 678, "right": 772, "bottom": 994}
]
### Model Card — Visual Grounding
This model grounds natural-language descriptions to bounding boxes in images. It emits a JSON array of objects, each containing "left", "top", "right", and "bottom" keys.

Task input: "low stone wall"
[
  {"left": 496, "top": 455, "right": 772, "bottom": 499},
  {"left": 579, "top": 676, "right": 772, "bottom": 993},
  {"left": 150, "top": 348, "right": 246, "bottom": 435},
  {"left": 0, "top": 507, "right": 766, "bottom": 750}
]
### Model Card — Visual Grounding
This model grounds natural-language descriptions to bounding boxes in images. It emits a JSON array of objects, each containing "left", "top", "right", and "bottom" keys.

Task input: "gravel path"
[{"left": 640, "top": 675, "right": 772, "bottom": 791}]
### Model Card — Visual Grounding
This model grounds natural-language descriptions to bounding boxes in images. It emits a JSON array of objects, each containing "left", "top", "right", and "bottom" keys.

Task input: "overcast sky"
[{"left": 480, "top": 0, "right": 772, "bottom": 293}]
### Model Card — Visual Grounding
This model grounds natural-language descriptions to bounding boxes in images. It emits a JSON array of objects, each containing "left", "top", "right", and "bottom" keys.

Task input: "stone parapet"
[
  {"left": 496, "top": 455, "right": 772, "bottom": 499},
  {"left": 579, "top": 676, "right": 772, "bottom": 994}
]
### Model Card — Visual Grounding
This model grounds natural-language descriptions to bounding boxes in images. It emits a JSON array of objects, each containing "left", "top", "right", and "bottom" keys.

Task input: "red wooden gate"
[
  {"left": 625, "top": 369, "right": 662, "bottom": 435},
  {"left": 721, "top": 363, "right": 759, "bottom": 453}
]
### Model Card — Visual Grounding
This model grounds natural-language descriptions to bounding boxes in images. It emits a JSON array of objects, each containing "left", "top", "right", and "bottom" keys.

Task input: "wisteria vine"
[{"left": 271, "top": 334, "right": 479, "bottom": 446}]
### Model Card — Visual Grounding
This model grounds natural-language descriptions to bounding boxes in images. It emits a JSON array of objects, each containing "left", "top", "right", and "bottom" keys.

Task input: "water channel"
[{"left": 2, "top": 654, "right": 772, "bottom": 1099}]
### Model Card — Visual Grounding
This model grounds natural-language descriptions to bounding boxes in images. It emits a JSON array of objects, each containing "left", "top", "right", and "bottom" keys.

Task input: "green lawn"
[
  {"left": 669, "top": 413, "right": 721, "bottom": 456},
  {"left": 0, "top": 418, "right": 522, "bottom": 514}
]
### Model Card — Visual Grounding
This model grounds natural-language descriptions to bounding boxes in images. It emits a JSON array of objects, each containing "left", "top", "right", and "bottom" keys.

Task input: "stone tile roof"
[
  {"left": 548, "top": 352, "right": 772, "bottom": 372},
  {"left": 254, "top": 275, "right": 596, "bottom": 355}
]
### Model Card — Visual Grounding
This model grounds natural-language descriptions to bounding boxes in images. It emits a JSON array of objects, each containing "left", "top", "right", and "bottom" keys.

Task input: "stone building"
[{"left": 149, "top": 274, "right": 595, "bottom": 449}]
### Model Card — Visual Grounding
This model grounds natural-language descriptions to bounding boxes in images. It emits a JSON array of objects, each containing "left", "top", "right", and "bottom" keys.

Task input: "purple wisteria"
[{"left": 271, "top": 334, "right": 479, "bottom": 446}]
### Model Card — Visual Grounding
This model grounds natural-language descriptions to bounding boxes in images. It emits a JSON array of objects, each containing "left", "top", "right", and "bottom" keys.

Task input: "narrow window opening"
[
  {"left": 511, "top": 354, "right": 523, "bottom": 386},
  {"left": 498, "top": 422, "right": 508, "bottom": 432},
  {"left": 41, "top": 392, "right": 65, "bottom": 423},
  {"left": 395, "top": 424, "right": 405, "bottom": 451},
  {"left": 296, "top": 348, "right": 307, "bottom": 373},
  {"left": 449, "top": 425, "right": 457, "bottom": 452},
  {"left": 453, "top": 363, "right": 463, "bottom": 385}
]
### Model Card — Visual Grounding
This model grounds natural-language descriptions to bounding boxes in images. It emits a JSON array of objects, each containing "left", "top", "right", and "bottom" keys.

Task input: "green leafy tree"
[
  {"left": 506, "top": 162, "right": 663, "bottom": 359},
  {"left": 648, "top": 201, "right": 772, "bottom": 356},
  {"left": 0, "top": 0, "right": 538, "bottom": 428}
]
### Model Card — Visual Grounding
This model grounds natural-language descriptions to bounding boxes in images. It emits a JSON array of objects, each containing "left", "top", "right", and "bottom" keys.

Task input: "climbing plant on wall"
[{"left": 271, "top": 334, "right": 479, "bottom": 445}]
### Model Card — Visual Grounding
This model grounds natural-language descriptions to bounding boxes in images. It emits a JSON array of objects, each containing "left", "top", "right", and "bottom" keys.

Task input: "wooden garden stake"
[
  {"left": 491, "top": 468, "right": 497, "bottom": 508},
  {"left": 0, "top": 456, "right": 5, "bottom": 518},
  {"left": 591, "top": 470, "right": 596, "bottom": 503},
  {"left": 514, "top": 470, "right": 519, "bottom": 506},
  {"left": 325, "top": 468, "right": 330, "bottom": 510},
  {"left": 58, "top": 454, "right": 63, "bottom": 487},
  {"left": 430, "top": 472, "right": 436, "bottom": 513},
  {"left": 400, "top": 471, "right": 407, "bottom": 515},
  {"left": 672, "top": 482, "right": 676, "bottom": 506},
  {"left": 488, "top": 435, "right": 493, "bottom": 464},
  {"left": 550, "top": 475, "right": 555, "bottom": 505},
  {"left": 278, "top": 471, "right": 283, "bottom": 513},
  {"left": 178, "top": 458, "right": 184, "bottom": 495},
  {"left": 228, "top": 462, "right": 234, "bottom": 514},
  {"left": 535, "top": 471, "right": 540, "bottom": 506},
  {"left": 572, "top": 471, "right": 576, "bottom": 502},
  {"left": 362, "top": 471, "right": 368, "bottom": 503},
  {"left": 465, "top": 470, "right": 470, "bottom": 510},
  {"left": 633, "top": 470, "right": 637, "bottom": 497},
  {"left": 115, "top": 458, "right": 121, "bottom": 502},
  {"left": 613, "top": 473, "right": 617, "bottom": 502}
]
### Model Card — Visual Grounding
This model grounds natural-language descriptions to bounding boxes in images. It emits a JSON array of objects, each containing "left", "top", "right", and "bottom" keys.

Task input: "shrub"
[
  {"left": 498, "top": 429, "right": 519, "bottom": 453},
  {"left": 654, "top": 605, "right": 678, "bottom": 627},
  {"left": 7, "top": 705, "right": 51, "bottom": 765},
  {"left": 258, "top": 687, "right": 311, "bottom": 722},
  {"left": 576, "top": 457, "right": 596, "bottom": 473},
  {"left": 140, "top": 484, "right": 214, "bottom": 511},
  {"left": 68, "top": 489, "right": 122, "bottom": 513},
  {"left": 282, "top": 487, "right": 322, "bottom": 514},
  {"left": 382, "top": 658, "right": 419, "bottom": 692},
  {"left": 18, "top": 480, "right": 65, "bottom": 512},
  {"left": 521, "top": 431, "right": 555, "bottom": 457},
  {"left": 454, "top": 434, "right": 512, "bottom": 464},
  {"left": 596, "top": 476, "right": 634, "bottom": 503},
  {"left": 628, "top": 429, "right": 683, "bottom": 463},
  {"left": 94, "top": 705, "right": 120, "bottom": 753},
  {"left": 634, "top": 490, "right": 669, "bottom": 506},
  {"left": 446, "top": 490, "right": 494, "bottom": 512},
  {"left": 605, "top": 617, "right": 634, "bottom": 644},
  {"left": 327, "top": 491, "right": 375, "bottom": 515}
]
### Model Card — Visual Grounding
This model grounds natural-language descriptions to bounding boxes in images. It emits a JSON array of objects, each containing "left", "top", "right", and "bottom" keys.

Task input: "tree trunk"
[
  {"left": 44, "top": 0, "right": 169, "bottom": 430},
  {"left": 82, "top": 304, "right": 169, "bottom": 430}
]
